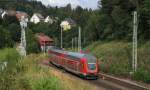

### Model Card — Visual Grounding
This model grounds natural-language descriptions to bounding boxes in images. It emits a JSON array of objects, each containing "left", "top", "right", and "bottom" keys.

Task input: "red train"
[
  {"left": 36, "top": 33, "right": 54, "bottom": 52},
  {"left": 48, "top": 47, "right": 99, "bottom": 79}
]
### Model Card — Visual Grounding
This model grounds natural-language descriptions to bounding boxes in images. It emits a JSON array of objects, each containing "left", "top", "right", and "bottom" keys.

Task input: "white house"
[
  {"left": 60, "top": 18, "right": 76, "bottom": 31},
  {"left": 30, "top": 13, "right": 44, "bottom": 24},
  {"left": 0, "top": 9, "right": 7, "bottom": 18},
  {"left": 44, "top": 16, "right": 53, "bottom": 24},
  {"left": 60, "top": 21, "right": 71, "bottom": 30}
]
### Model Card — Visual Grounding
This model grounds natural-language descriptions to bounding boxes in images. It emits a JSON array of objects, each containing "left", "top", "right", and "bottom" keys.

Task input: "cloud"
[
  {"left": 79, "top": 0, "right": 99, "bottom": 9},
  {"left": 37, "top": 0, "right": 99, "bottom": 9}
]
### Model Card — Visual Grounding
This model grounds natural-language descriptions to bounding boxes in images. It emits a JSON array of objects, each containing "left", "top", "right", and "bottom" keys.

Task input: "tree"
[
  {"left": 7, "top": 23, "right": 21, "bottom": 42},
  {"left": 0, "top": 25, "right": 14, "bottom": 48},
  {"left": 139, "top": 0, "right": 150, "bottom": 40},
  {"left": 26, "top": 28, "right": 40, "bottom": 54}
]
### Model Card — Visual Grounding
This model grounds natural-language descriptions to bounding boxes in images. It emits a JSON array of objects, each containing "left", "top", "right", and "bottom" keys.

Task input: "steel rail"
[{"left": 98, "top": 73, "right": 149, "bottom": 90}]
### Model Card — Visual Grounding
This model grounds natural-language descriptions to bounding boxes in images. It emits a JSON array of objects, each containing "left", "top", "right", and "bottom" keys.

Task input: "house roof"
[
  {"left": 34, "top": 13, "right": 44, "bottom": 19},
  {"left": 16, "top": 11, "right": 28, "bottom": 21},
  {"left": 60, "top": 21, "right": 69, "bottom": 26},
  {"left": 45, "top": 16, "right": 52, "bottom": 20},
  {"left": 36, "top": 33, "right": 54, "bottom": 42},
  {"left": 64, "top": 18, "right": 76, "bottom": 25}
]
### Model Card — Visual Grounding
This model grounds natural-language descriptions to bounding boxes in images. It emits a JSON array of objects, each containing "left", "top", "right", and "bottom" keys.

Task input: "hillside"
[
  {"left": 0, "top": 48, "right": 98, "bottom": 90},
  {"left": 85, "top": 41, "right": 150, "bottom": 83}
]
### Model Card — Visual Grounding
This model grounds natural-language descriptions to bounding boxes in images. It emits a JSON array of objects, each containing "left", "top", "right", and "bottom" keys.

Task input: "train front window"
[
  {"left": 85, "top": 54, "right": 97, "bottom": 70},
  {"left": 88, "top": 63, "right": 96, "bottom": 70}
]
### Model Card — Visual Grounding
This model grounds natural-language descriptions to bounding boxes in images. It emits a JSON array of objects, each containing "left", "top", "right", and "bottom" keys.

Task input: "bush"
[
  {"left": 86, "top": 41, "right": 150, "bottom": 83},
  {"left": 30, "top": 77, "right": 63, "bottom": 90},
  {"left": 0, "top": 48, "right": 21, "bottom": 90},
  {"left": 26, "top": 28, "right": 40, "bottom": 54},
  {"left": 133, "top": 68, "right": 150, "bottom": 83},
  {"left": 0, "top": 25, "right": 14, "bottom": 48}
]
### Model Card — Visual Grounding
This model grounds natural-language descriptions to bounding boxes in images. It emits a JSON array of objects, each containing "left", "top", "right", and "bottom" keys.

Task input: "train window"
[
  {"left": 85, "top": 54, "right": 96, "bottom": 63},
  {"left": 67, "top": 55, "right": 79, "bottom": 60},
  {"left": 84, "top": 54, "right": 97, "bottom": 70},
  {"left": 88, "top": 63, "right": 96, "bottom": 70}
]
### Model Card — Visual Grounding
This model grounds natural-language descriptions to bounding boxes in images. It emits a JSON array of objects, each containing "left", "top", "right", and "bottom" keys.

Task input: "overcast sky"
[{"left": 36, "top": 0, "right": 99, "bottom": 9}]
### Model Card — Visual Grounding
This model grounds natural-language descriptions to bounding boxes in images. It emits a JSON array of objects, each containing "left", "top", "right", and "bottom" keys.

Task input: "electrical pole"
[
  {"left": 55, "top": 38, "right": 57, "bottom": 47},
  {"left": 60, "top": 26, "right": 63, "bottom": 49},
  {"left": 20, "top": 16, "right": 28, "bottom": 56},
  {"left": 72, "top": 38, "right": 74, "bottom": 50},
  {"left": 44, "top": 40, "right": 46, "bottom": 55},
  {"left": 133, "top": 11, "right": 138, "bottom": 72},
  {"left": 74, "top": 37, "right": 78, "bottom": 52},
  {"left": 78, "top": 27, "right": 81, "bottom": 52}
]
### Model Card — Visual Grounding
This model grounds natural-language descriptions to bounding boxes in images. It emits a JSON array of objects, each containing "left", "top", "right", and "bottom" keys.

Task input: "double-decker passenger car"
[{"left": 48, "top": 47, "right": 99, "bottom": 79}]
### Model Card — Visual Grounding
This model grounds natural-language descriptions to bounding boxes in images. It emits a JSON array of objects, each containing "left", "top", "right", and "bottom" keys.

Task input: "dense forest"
[{"left": 0, "top": 0, "right": 150, "bottom": 52}]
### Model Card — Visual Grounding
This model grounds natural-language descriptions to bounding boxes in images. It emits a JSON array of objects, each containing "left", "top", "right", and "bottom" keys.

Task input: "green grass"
[
  {"left": 0, "top": 48, "right": 64, "bottom": 90},
  {"left": 0, "top": 48, "right": 95, "bottom": 90},
  {"left": 85, "top": 41, "right": 150, "bottom": 83},
  {"left": 16, "top": 54, "right": 64, "bottom": 90},
  {"left": 0, "top": 48, "right": 21, "bottom": 90},
  {"left": 0, "top": 48, "right": 20, "bottom": 62}
]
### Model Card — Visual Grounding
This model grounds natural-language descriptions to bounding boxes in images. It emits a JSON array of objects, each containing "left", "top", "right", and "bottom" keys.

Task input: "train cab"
[{"left": 81, "top": 54, "right": 99, "bottom": 79}]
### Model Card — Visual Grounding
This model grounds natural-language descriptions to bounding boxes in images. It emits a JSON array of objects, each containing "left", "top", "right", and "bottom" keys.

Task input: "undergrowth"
[{"left": 86, "top": 41, "right": 150, "bottom": 83}]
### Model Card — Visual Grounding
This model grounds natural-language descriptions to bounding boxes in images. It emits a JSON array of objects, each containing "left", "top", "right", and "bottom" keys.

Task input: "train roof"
[
  {"left": 67, "top": 51, "right": 85, "bottom": 59},
  {"left": 49, "top": 47, "right": 92, "bottom": 60}
]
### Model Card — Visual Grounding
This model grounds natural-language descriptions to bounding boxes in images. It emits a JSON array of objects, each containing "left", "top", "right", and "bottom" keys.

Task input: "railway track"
[
  {"left": 98, "top": 73, "right": 149, "bottom": 90},
  {"left": 41, "top": 60, "right": 149, "bottom": 90}
]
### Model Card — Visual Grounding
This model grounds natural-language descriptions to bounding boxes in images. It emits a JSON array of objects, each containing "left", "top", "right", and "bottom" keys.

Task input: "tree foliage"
[{"left": 0, "top": 0, "right": 150, "bottom": 51}]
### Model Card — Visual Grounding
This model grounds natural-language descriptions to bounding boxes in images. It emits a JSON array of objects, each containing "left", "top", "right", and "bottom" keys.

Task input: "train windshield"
[
  {"left": 85, "top": 54, "right": 97, "bottom": 63},
  {"left": 85, "top": 54, "right": 97, "bottom": 70}
]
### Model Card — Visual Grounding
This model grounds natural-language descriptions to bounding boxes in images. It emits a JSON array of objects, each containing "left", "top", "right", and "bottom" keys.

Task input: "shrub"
[
  {"left": 133, "top": 68, "right": 150, "bottom": 83},
  {"left": 86, "top": 41, "right": 150, "bottom": 83},
  {"left": 26, "top": 28, "right": 40, "bottom": 54},
  {"left": 30, "top": 77, "right": 63, "bottom": 90},
  {"left": 0, "top": 48, "right": 21, "bottom": 90}
]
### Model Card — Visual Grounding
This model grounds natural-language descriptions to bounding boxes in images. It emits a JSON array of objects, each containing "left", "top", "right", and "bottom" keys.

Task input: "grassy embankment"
[
  {"left": 0, "top": 48, "right": 62, "bottom": 90},
  {"left": 0, "top": 48, "right": 96, "bottom": 90},
  {"left": 85, "top": 41, "right": 150, "bottom": 83}
]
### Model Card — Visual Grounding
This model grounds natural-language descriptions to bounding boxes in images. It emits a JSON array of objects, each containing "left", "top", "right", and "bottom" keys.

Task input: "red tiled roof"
[
  {"left": 16, "top": 12, "right": 28, "bottom": 21},
  {"left": 37, "top": 33, "right": 53, "bottom": 42}
]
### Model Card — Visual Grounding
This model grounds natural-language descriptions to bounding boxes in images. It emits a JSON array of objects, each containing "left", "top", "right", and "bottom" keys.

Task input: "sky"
[{"left": 36, "top": 0, "right": 99, "bottom": 9}]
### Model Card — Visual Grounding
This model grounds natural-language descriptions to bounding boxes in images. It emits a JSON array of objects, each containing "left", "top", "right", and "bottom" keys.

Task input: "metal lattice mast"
[
  {"left": 132, "top": 11, "right": 138, "bottom": 72},
  {"left": 20, "top": 16, "right": 28, "bottom": 56}
]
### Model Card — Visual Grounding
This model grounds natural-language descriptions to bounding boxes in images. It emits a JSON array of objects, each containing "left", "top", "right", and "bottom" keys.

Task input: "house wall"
[
  {"left": 61, "top": 21, "right": 71, "bottom": 30},
  {"left": 30, "top": 14, "right": 40, "bottom": 24},
  {"left": 44, "top": 16, "right": 53, "bottom": 24}
]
